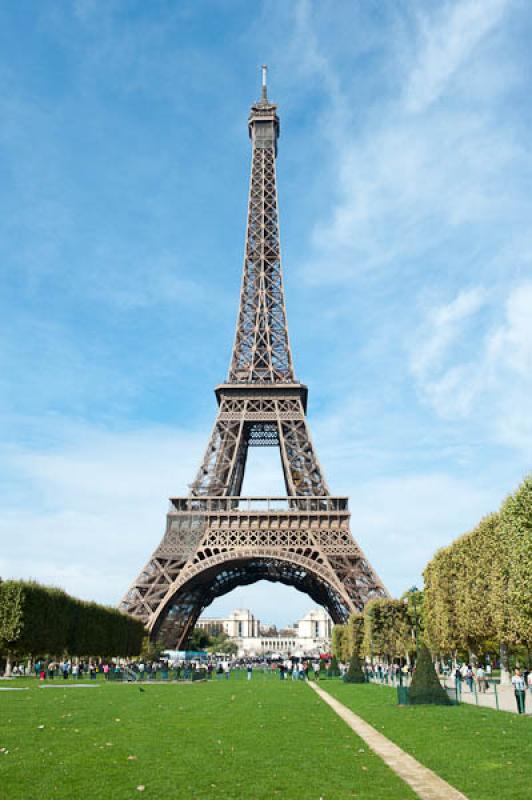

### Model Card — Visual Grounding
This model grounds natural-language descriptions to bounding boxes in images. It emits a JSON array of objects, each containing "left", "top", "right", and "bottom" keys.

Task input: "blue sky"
[{"left": 1, "top": 0, "right": 531, "bottom": 626}]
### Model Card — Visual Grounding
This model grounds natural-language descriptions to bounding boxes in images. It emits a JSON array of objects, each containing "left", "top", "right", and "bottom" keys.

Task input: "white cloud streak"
[{"left": 404, "top": 0, "right": 511, "bottom": 113}]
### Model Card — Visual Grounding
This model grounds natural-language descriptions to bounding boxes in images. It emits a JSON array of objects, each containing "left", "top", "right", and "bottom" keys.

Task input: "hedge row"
[
  {"left": 0, "top": 580, "right": 145, "bottom": 658},
  {"left": 424, "top": 475, "right": 532, "bottom": 658},
  {"left": 332, "top": 592, "right": 419, "bottom": 662},
  {"left": 332, "top": 475, "right": 531, "bottom": 665}
]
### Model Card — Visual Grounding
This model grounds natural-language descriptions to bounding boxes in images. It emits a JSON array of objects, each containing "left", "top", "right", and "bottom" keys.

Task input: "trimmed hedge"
[
  {"left": 343, "top": 650, "right": 365, "bottom": 683},
  {"left": 409, "top": 643, "right": 451, "bottom": 705},
  {"left": 0, "top": 580, "right": 145, "bottom": 659}
]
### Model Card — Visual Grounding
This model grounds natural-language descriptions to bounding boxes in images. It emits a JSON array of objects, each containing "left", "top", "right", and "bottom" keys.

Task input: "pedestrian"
[
  {"left": 476, "top": 665, "right": 486, "bottom": 693},
  {"left": 465, "top": 664, "right": 474, "bottom": 692},
  {"left": 511, "top": 669, "right": 526, "bottom": 714},
  {"left": 62, "top": 660, "right": 69, "bottom": 680},
  {"left": 246, "top": 663, "right": 252, "bottom": 681},
  {"left": 103, "top": 663, "right": 109, "bottom": 680}
]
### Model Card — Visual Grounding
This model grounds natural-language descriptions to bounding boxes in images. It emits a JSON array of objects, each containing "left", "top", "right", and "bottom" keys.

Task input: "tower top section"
[
  {"left": 226, "top": 65, "right": 295, "bottom": 385},
  {"left": 248, "top": 64, "right": 280, "bottom": 156}
]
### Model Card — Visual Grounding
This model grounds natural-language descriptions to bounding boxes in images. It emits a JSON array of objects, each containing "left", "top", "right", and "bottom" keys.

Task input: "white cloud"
[
  {"left": 348, "top": 472, "right": 496, "bottom": 594},
  {"left": 289, "top": 0, "right": 526, "bottom": 286},
  {"left": 404, "top": 0, "right": 510, "bottom": 113},
  {"left": 410, "top": 281, "right": 532, "bottom": 455},
  {"left": 0, "top": 422, "right": 205, "bottom": 605},
  {"left": 0, "top": 421, "right": 338, "bottom": 623},
  {"left": 411, "top": 286, "right": 488, "bottom": 380}
]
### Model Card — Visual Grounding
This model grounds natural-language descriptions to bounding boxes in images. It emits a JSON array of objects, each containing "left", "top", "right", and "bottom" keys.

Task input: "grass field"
[
  {"left": 0, "top": 674, "right": 417, "bottom": 800},
  {"left": 322, "top": 681, "right": 532, "bottom": 800}
]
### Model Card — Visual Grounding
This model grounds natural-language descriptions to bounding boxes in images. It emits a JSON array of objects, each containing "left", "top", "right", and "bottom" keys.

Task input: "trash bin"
[{"left": 397, "top": 686, "right": 410, "bottom": 705}]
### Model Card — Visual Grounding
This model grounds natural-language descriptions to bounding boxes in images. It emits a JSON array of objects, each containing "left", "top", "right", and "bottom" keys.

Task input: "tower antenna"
[{"left": 261, "top": 64, "right": 268, "bottom": 101}]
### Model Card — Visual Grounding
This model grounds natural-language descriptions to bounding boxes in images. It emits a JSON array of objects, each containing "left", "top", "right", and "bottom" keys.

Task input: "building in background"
[
  {"left": 196, "top": 609, "right": 260, "bottom": 639},
  {"left": 197, "top": 608, "right": 332, "bottom": 657}
]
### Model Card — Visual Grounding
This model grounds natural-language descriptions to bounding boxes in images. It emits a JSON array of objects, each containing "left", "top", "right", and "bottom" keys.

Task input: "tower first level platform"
[{"left": 122, "top": 495, "right": 386, "bottom": 647}]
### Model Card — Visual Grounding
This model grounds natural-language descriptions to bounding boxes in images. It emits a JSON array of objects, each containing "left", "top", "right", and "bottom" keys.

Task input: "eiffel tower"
[{"left": 121, "top": 68, "right": 387, "bottom": 647}]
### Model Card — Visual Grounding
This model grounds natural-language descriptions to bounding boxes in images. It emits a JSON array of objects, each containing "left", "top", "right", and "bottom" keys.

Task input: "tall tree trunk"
[{"left": 5, "top": 653, "right": 13, "bottom": 677}]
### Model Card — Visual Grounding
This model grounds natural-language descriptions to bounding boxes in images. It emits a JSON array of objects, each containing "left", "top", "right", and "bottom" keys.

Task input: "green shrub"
[
  {"left": 409, "top": 644, "right": 451, "bottom": 705},
  {"left": 328, "top": 655, "right": 340, "bottom": 677},
  {"left": 343, "top": 650, "right": 365, "bottom": 683}
]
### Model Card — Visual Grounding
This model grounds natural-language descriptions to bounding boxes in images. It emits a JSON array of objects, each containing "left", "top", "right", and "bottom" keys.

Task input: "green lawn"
[
  {"left": 0, "top": 674, "right": 416, "bottom": 800},
  {"left": 322, "top": 681, "right": 532, "bottom": 800}
]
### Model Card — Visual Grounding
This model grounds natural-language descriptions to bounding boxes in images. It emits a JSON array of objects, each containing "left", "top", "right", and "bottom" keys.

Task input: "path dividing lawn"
[
  {"left": 0, "top": 675, "right": 416, "bottom": 800},
  {"left": 321, "top": 681, "right": 532, "bottom": 800}
]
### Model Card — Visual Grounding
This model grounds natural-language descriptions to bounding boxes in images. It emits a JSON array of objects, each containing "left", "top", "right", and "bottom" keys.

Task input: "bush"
[
  {"left": 343, "top": 650, "right": 365, "bottom": 683},
  {"left": 328, "top": 655, "right": 340, "bottom": 677},
  {"left": 0, "top": 580, "right": 145, "bottom": 659},
  {"left": 409, "top": 644, "right": 451, "bottom": 705}
]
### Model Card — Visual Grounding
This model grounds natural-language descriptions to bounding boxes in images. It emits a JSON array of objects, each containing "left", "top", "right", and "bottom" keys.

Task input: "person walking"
[
  {"left": 476, "top": 665, "right": 486, "bottom": 693},
  {"left": 511, "top": 669, "right": 526, "bottom": 714},
  {"left": 246, "top": 662, "right": 252, "bottom": 681},
  {"left": 465, "top": 664, "right": 474, "bottom": 692}
]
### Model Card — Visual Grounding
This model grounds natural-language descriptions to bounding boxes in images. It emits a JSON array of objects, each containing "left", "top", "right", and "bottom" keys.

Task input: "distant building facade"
[{"left": 197, "top": 607, "right": 332, "bottom": 657}]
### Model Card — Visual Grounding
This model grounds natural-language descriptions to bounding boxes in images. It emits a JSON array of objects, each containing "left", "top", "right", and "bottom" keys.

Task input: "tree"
[
  {"left": 400, "top": 588, "right": 424, "bottom": 657},
  {"left": 187, "top": 627, "right": 212, "bottom": 651},
  {"left": 0, "top": 580, "right": 145, "bottom": 663},
  {"left": 423, "top": 547, "right": 462, "bottom": 657},
  {"left": 331, "top": 624, "right": 348, "bottom": 661},
  {"left": 207, "top": 631, "right": 237, "bottom": 655},
  {"left": 362, "top": 599, "right": 410, "bottom": 661},
  {"left": 346, "top": 612, "right": 364, "bottom": 658},
  {"left": 409, "top": 643, "right": 451, "bottom": 705},
  {"left": 343, "top": 649, "right": 365, "bottom": 683},
  {"left": 497, "top": 477, "right": 532, "bottom": 649}
]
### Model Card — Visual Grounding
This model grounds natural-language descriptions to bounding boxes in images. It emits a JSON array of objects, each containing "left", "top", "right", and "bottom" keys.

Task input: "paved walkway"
[
  {"left": 442, "top": 679, "right": 531, "bottom": 715},
  {"left": 309, "top": 682, "right": 468, "bottom": 800}
]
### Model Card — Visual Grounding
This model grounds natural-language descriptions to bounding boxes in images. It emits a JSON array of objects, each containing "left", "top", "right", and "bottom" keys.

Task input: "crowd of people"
[
  {"left": 7, "top": 655, "right": 531, "bottom": 713},
  {"left": 8, "top": 655, "right": 338, "bottom": 682}
]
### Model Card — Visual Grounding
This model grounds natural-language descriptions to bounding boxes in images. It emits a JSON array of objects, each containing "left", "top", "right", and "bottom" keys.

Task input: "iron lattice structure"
[{"left": 121, "top": 70, "right": 387, "bottom": 647}]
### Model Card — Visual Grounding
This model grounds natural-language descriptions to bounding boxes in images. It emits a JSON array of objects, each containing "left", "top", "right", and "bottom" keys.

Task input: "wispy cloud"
[
  {"left": 404, "top": 0, "right": 511, "bottom": 112},
  {"left": 409, "top": 281, "right": 532, "bottom": 455},
  {"left": 411, "top": 286, "right": 488, "bottom": 385},
  {"left": 0, "top": 421, "right": 205, "bottom": 604}
]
